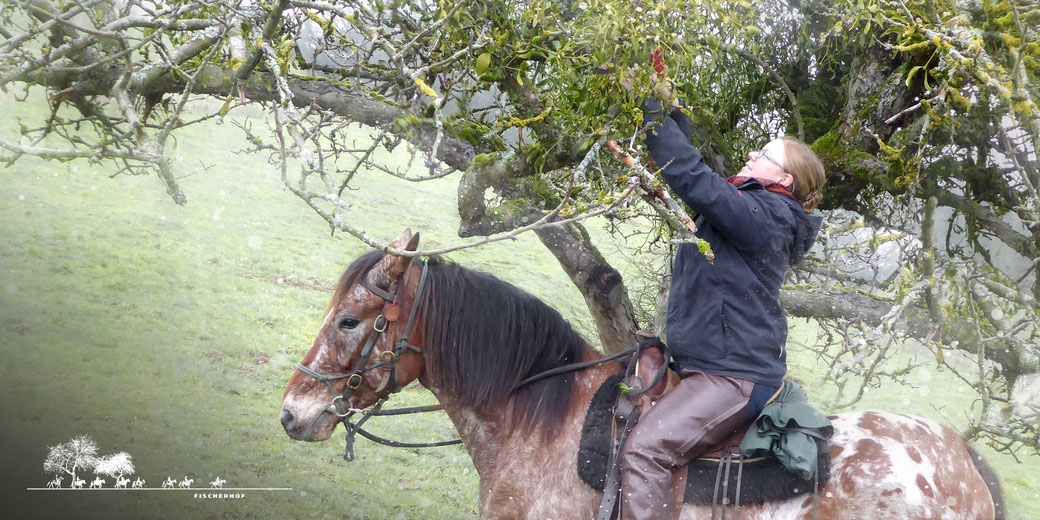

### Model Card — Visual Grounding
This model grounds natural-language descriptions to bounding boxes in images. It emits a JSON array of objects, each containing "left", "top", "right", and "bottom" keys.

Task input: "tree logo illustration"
[
  {"left": 42, "top": 435, "right": 138, "bottom": 489},
  {"left": 43, "top": 435, "right": 102, "bottom": 487}
]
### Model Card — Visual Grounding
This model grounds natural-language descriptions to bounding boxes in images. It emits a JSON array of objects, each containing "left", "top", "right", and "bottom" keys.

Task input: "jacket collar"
[{"left": 726, "top": 175, "right": 797, "bottom": 201}]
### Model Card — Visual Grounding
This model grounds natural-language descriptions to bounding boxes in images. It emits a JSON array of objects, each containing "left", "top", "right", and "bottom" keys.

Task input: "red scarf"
[{"left": 727, "top": 176, "right": 797, "bottom": 201}]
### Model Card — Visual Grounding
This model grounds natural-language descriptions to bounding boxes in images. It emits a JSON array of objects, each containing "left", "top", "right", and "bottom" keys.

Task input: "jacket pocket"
[{"left": 718, "top": 302, "right": 733, "bottom": 359}]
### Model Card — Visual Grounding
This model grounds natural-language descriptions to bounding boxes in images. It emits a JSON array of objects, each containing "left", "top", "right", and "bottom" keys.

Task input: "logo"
[{"left": 29, "top": 434, "right": 291, "bottom": 498}]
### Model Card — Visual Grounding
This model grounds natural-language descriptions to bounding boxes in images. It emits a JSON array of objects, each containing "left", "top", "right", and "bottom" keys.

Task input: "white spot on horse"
[{"left": 880, "top": 434, "right": 935, "bottom": 508}]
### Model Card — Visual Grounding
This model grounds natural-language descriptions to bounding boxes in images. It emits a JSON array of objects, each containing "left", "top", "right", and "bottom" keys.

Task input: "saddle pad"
[{"left": 577, "top": 374, "right": 831, "bottom": 505}]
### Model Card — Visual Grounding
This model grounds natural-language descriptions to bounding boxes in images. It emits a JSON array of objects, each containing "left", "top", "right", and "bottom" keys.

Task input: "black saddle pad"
[{"left": 577, "top": 374, "right": 831, "bottom": 505}]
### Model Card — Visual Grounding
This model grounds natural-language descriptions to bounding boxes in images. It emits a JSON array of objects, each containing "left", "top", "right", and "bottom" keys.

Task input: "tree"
[
  {"left": 43, "top": 435, "right": 100, "bottom": 482},
  {"left": 94, "top": 452, "right": 135, "bottom": 480},
  {"left": 2, "top": 0, "right": 1037, "bottom": 455}
]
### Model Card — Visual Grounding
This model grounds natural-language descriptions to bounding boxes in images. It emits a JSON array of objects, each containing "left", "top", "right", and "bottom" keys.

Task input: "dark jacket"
[{"left": 642, "top": 99, "right": 823, "bottom": 386}]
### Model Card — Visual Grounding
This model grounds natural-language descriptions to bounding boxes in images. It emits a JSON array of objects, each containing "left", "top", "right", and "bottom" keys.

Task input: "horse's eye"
[{"left": 338, "top": 317, "right": 361, "bottom": 330}]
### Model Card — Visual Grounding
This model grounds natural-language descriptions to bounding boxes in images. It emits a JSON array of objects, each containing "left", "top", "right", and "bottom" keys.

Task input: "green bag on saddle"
[{"left": 739, "top": 381, "right": 834, "bottom": 480}]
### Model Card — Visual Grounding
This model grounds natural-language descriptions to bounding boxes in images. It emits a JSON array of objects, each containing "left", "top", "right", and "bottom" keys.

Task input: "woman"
[{"left": 618, "top": 97, "right": 826, "bottom": 520}]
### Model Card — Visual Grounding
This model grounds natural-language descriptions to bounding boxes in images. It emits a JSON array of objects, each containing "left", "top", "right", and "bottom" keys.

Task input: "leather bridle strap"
[
  {"left": 295, "top": 260, "right": 428, "bottom": 417},
  {"left": 295, "top": 363, "right": 357, "bottom": 398},
  {"left": 360, "top": 279, "right": 395, "bottom": 302},
  {"left": 332, "top": 312, "right": 389, "bottom": 415},
  {"left": 379, "top": 260, "right": 429, "bottom": 394}
]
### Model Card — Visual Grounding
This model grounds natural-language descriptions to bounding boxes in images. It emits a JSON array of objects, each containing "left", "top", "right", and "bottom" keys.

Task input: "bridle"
[
  {"left": 295, "top": 258, "right": 430, "bottom": 419},
  {"left": 292, "top": 257, "right": 453, "bottom": 460}
]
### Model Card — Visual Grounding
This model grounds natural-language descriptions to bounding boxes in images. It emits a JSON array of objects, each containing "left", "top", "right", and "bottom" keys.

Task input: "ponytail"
[{"left": 780, "top": 137, "right": 826, "bottom": 213}]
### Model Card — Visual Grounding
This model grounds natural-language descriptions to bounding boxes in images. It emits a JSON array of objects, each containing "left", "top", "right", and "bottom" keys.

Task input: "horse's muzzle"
[{"left": 280, "top": 404, "right": 336, "bottom": 441}]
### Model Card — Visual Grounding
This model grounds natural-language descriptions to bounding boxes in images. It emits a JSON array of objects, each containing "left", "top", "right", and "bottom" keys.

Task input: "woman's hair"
[{"left": 780, "top": 136, "right": 826, "bottom": 213}]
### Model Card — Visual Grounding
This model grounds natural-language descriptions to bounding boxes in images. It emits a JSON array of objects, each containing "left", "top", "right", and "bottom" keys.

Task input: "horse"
[
  {"left": 210, "top": 477, "right": 226, "bottom": 488},
  {"left": 114, "top": 476, "right": 130, "bottom": 488},
  {"left": 89, "top": 477, "right": 105, "bottom": 489},
  {"left": 132, "top": 477, "right": 146, "bottom": 488},
  {"left": 179, "top": 477, "right": 194, "bottom": 488},
  {"left": 162, "top": 477, "right": 176, "bottom": 488},
  {"left": 71, "top": 477, "right": 86, "bottom": 489},
  {"left": 280, "top": 230, "right": 1004, "bottom": 519},
  {"left": 46, "top": 476, "right": 62, "bottom": 488}
]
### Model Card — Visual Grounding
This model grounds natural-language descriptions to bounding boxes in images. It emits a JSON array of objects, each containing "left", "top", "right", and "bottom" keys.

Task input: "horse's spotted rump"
[{"left": 814, "top": 411, "right": 997, "bottom": 520}]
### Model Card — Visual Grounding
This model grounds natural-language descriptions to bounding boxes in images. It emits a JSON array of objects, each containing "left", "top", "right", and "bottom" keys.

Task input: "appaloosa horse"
[{"left": 280, "top": 230, "right": 1003, "bottom": 519}]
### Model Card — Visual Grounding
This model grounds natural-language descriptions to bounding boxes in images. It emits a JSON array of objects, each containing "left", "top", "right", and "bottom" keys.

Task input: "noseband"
[{"left": 295, "top": 259, "right": 430, "bottom": 418}]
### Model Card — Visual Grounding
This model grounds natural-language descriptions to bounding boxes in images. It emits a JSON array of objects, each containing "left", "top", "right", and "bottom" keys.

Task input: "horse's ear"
[
  {"left": 387, "top": 230, "right": 420, "bottom": 277},
  {"left": 388, "top": 229, "right": 414, "bottom": 250}
]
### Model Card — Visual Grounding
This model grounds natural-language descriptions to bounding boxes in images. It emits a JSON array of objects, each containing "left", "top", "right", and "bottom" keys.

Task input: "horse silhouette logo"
[
  {"left": 210, "top": 477, "right": 226, "bottom": 488},
  {"left": 178, "top": 477, "right": 194, "bottom": 488},
  {"left": 162, "top": 477, "right": 176, "bottom": 489},
  {"left": 132, "top": 477, "right": 146, "bottom": 489},
  {"left": 46, "top": 476, "right": 62, "bottom": 489}
]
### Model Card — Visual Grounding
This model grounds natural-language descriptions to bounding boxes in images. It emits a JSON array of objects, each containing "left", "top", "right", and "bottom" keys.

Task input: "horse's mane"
[{"left": 417, "top": 257, "right": 594, "bottom": 435}]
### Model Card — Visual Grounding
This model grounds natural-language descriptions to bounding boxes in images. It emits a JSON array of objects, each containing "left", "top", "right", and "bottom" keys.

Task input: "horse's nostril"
[{"left": 280, "top": 408, "right": 295, "bottom": 429}]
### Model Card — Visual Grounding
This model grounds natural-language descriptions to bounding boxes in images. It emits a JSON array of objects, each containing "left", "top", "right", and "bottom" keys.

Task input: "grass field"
[{"left": 1, "top": 89, "right": 1036, "bottom": 519}]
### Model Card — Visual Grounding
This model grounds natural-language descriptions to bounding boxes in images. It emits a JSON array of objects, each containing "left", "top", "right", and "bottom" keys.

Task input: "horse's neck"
[
  {"left": 422, "top": 357, "right": 620, "bottom": 477},
  {"left": 422, "top": 379, "right": 504, "bottom": 476}
]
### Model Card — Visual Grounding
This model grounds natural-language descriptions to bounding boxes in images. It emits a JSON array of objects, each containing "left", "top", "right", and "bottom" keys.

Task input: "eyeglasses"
[{"left": 754, "top": 149, "right": 786, "bottom": 171}]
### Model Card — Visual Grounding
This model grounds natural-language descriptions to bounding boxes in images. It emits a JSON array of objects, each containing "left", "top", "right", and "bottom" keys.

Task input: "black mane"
[{"left": 417, "top": 257, "right": 594, "bottom": 434}]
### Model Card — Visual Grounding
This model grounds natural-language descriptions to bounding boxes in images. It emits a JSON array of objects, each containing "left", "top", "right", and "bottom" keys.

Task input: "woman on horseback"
[{"left": 618, "top": 95, "right": 827, "bottom": 519}]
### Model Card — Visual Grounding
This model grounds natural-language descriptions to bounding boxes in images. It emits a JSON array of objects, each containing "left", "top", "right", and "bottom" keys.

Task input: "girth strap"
[
  {"left": 711, "top": 444, "right": 747, "bottom": 520},
  {"left": 734, "top": 451, "right": 745, "bottom": 520},
  {"left": 596, "top": 394, "right": 641, "bottom": 520},
  {"left": 595, "top": 335, "right": 674, "bottom": 520}
]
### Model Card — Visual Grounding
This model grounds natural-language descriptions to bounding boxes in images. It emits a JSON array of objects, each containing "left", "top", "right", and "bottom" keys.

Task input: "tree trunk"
[{"left": 533, "top": 219, "right": 639, "bottom": 354}]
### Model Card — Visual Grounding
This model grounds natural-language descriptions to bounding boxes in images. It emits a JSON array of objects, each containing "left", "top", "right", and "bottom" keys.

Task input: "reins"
[
  {"left": 341, "top": 342, "right": 663, "bottom": 461},
  {"left": 339, "top": 346, "right": 643, "bottom": 461}
]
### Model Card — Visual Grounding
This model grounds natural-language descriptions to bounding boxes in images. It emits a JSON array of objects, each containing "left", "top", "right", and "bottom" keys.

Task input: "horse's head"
[{"left": 280, "top": 230, "right": 427, "bottom": 441}]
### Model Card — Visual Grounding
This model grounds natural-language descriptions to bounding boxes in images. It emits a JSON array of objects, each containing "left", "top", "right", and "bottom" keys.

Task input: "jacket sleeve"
[
  {"left": 642, "top": 99, "right": 778, "bottom": 250},
  {"left": 669, "top": 102, "right": 692, "bottom": 140}
]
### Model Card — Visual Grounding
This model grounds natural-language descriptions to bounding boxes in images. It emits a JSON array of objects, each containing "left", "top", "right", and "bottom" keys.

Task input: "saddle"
[{"left": 586, "top": 334, "right": 830, "bottom": 520}]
